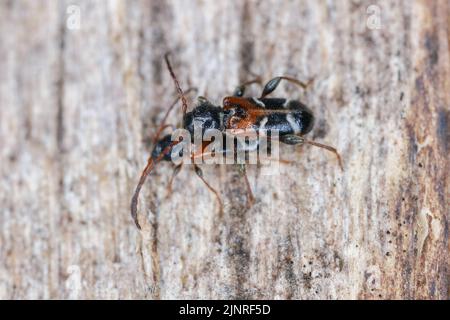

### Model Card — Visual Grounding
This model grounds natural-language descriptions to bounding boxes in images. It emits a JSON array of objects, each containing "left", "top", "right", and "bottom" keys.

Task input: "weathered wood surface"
[{"left": 0, "top": 0, "right": 448, "bottom": 299}]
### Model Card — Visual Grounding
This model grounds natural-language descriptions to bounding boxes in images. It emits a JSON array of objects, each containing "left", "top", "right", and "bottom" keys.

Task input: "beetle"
[{"left": 130, "top": 54, "right": 342, "bottom": 229}]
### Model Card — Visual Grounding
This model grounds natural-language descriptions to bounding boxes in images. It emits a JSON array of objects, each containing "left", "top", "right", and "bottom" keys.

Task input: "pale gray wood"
[{"left": 0, "top": 0, "right": 448, "bottom": 299}]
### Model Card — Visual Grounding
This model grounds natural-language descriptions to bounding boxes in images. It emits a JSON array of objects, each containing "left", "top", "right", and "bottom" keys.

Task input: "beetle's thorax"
[{"left": 183, "top": 101, "right": 224, "bottom": 138}]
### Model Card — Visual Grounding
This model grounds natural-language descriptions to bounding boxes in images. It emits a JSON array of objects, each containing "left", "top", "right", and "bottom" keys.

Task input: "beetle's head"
[{"left": 151, "top": 134, "right": 184, "bottom": 162}]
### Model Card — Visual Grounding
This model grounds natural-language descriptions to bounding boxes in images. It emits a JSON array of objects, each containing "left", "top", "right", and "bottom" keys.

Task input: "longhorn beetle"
[{"left": 130, "top": 54, "right": 343, "bottom": 229}]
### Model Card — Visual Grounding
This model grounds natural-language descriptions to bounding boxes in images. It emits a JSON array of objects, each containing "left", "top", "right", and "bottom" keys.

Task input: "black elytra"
[{"left": 223, "top": 97, "right": 315, "bottom": 136}]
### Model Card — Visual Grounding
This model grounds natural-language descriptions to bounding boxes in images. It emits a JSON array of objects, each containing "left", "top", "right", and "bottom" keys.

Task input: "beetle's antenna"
[
  {"left": 164, "top": 53, "right": 189, "bottom": 119},
  {"left": 151, "top": 87, "right": 198, "bottom": 146},
  {"left": 131, "top": 141, "right": 179, "bottom": 229},
  {"left": 131, "top": 56, "right": 192, "bottom": 230}
]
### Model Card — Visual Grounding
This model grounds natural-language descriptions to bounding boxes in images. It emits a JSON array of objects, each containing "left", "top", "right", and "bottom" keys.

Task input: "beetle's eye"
[{"left": 204, "top": 120, "right": 212, "bottom": 128}]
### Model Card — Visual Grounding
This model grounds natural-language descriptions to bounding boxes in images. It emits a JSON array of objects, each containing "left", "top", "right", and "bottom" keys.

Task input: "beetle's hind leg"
[
  {"left": 238, "top": 164, "right": 255, "bottom": 207},
  {"left": 280, "top": 135, "right": 343, "bottom": 171},
  {"left": 194, "top": 165, "right": 224, "bottom": 217},
  {"left": 260, "top": 76, "right": 313, "bottom": 98},
  {"left": 233, "top": 77, "right": 263, "bottom": 97}
]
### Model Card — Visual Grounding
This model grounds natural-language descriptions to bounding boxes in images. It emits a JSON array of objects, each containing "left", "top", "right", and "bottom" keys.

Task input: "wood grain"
[{"left": 0, "top": 0, "right": 448, "bottom": 299}]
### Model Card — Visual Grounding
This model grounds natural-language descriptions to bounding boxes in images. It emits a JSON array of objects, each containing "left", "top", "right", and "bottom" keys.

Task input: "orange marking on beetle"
[{"left": 223, "top": 96, "right": 256, "bottom": 110}]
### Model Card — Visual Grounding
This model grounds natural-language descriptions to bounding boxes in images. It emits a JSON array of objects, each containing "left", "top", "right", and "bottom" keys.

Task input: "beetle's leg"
[
  {"left": 260, "top": 76, "right": 313, "bottom": 98},
  {"left": 197, "top": 95, "right": 215, "bottom": 105},
  {"left": 238, "top": 164, "right": 255, "bottom": 207},
  {"left": 230, "top": 138, "right": 255, "bottom": 206},
  {"left": 258, "top": 153, "right": 293, "bottom": 164},
  {"left": 280, "top": 135, "right": 343, "bottom": 171},
  {"left": 194, "top": 165, "right": 224, "bottom": 217},
  {"left": 233, "top": 77, "right": 263, "bottom": 97},
  {"left": 164, "top": 163, "right": 183, "bottom": 198}
]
